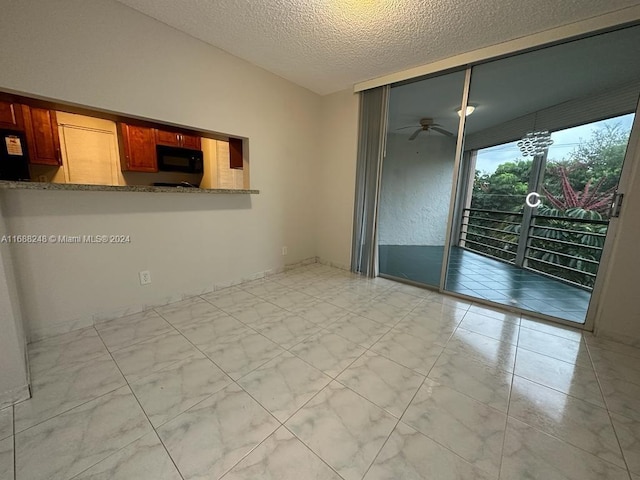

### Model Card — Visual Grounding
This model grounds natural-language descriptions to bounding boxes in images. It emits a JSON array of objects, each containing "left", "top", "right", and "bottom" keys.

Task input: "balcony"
[{"left": 459, "top": 207, "right": 607, "bottom": 290}]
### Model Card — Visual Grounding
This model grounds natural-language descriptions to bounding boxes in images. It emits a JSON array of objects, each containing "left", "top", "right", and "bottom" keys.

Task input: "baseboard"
[
  {"left": 317, "top": 257, "right": 351, "bottom": 271},
  {"left": 593, "top": 329, "right": 640, "bottom": 349},
  {"left": 29, "top": 316, "right": 94, "bottom": 343},
  {"left": 0, "top": 383, "right": 30, "bottom": 409},
  {"left": 283, "top": 256, "right": 318, "bottom": 271}
]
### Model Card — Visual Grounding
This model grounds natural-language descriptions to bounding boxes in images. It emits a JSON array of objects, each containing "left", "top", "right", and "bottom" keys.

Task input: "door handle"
[{"left": 609, "top": 192, "right": 624, "bottom": 218}]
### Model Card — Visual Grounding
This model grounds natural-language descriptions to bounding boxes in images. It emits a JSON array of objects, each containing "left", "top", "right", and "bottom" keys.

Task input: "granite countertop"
[{"left": 0, "top": 181, "right": 259, "bottom": 195}]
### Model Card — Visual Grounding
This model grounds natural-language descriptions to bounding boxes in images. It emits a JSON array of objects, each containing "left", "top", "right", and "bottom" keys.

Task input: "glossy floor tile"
[
  {"left": 158, "top": 384, "right": 279, "bottom": 480},
  {"left": 110, "top": 330, "right": 201, "bottom": 382},
  {"left": 238, "top": 352, "right": 331, "bottom": 422},
  {"left": 514, "top": 348, "right": 605, "bottom": 407},
  {"left": 15, "top": 386, "right": 152, "bottom": 480},
  {"left": 223, "top": 426, "right": 342, "bottom": 480},
  {"left": 0, "top": 407, "right": 12, "bottom": 440},
  {"left": 155, "top": 296, "right": 226, "bottom": 329},
  {"left": 446, "top": 328, "right": 517, "bottom": 373},
  {"left": 253, "top": 314, "right": 321, "bottom": 349},
  {"left": 286, "top": 381, "right": 397, "bottom": 480},
  {"left": 611, "top": 413, "right": 640, "bottom": 475},
  {"left": 28, "top": 327, "right": 109, "bottom": 377},
  {"left": 369, "top": 328, "right": 444, "bottom": 375},
  {"left": 336, "top": 351, "right": 424, "bottom": 418},
  {"left": 202, "top": 328, "right": 285, "bottom": 380},
  {"left": 508, "top": 376, "right": 625, "bottom": 467},
  {"left": 518, "top": 326, "right": 591, "bottom": 367},
  {"left": 9, "top": 264, "right": 640, "bottom": 480},
  {"left": 501, "top": 417, "right": 629, "bottom": 480},
  {"left": 129, "top": 354, "right": 231, "bottom": 427},
  {"left": 327, "top": 313, "right": 391, "bottom": 348},
  {"left": 289, "top": 331, "right": 367, "bottom": 377},
  {"left": 95, "top": 310, "right": 174, "bottom": 352},
  {"left": 428, "top": 349, "right": 512, "bottom": 412},
  {"left": 364, "top": 422, "right": 494, "bottom": 480},
  {"left": 0, "top": 436, "right": 13, "bottom": 480},
  {"left": 73, "top": 432, "right": 182, "bottom": 480},
  {"left": 402, "top": 379, "right": 507, "bottom": 476},
  {"left": 14, "top": 354, "right": 125, "bottom": 433}
]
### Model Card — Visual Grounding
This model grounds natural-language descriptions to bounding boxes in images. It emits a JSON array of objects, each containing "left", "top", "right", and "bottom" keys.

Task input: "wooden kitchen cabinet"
[
  {"left": 229, "top": 137, "right": 243, "bottom": 169},
  {"left": 21, "top": 105, "right": 61, "bottom": 166},
  {"left": 120, "top": 123, "right": 157, "bottom": 172},
  {"left": 154, "top": 129, "right": 201, "bottom": 150},
  {"left": 154, "top": 129, "right": 180, "bottom": 147},
  {"left": 0, "top": 101, "right": 24, "bottom": 130},
  {"left": 180, "top": 133, "right": 201, "bottom": 149}
]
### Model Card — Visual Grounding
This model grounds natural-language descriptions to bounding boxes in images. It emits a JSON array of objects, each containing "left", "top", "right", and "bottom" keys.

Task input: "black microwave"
[{"left": 156, "top": 145, "right": 204, "bottom": 173}]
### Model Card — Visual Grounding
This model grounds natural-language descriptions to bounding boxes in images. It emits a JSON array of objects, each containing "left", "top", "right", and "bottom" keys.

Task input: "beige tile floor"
[{"left": 2, "top": 263, "right": 640, "bottom": 479}]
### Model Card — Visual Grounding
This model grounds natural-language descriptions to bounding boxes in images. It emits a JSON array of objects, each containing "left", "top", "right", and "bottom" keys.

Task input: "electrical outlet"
[
  {"left": 139, "top": 270, "right": 152, "bottom": 285},
  {"left": 282, "top": 246, "right": 288, "bottom": 256}
]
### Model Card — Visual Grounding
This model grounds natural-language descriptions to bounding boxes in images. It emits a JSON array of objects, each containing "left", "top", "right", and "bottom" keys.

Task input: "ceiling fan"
[{"left": 397, "top": 118, "right": 455, "bottom": 140}]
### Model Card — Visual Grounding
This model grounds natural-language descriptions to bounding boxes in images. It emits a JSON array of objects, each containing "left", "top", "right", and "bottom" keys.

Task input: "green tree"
[
  {"left": 465, "top": 121, "right": 631, "bottom": 287},
  {"left": 472, "top": 160, "right": 532, "bottom": 212},
  {"left": 544, "top": 123, "right": 629, "bottom": 195}
]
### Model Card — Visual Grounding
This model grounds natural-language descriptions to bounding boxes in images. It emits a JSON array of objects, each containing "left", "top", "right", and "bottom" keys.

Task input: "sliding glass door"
[
  {"left": 368, "top": 24, "right": 640, "bottom": 326},
  {"left": 377, "top": 70, "right": 466, "bottom": 287},
  {"left": 445, "top": 26, "right": 640, "bottom": 324}
]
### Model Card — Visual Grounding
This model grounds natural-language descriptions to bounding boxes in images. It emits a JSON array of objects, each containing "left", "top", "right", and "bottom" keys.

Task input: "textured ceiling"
[
  {"left": 388, "top": 25, "right": 640, "bottom": 134},
  {"left": 114, "top": 0, "right": 640, "bottom": 95}
]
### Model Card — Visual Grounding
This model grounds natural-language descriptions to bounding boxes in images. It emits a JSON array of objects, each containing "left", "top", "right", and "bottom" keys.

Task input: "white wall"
[
  {"left": 378, "top": 133, "right": 456, "bottom": 246},
  {"left": 315, "top": 89, "right": 360, "bottom": 269},
  {"left": 0, "top": 200, "right": 29, "bottom": 407},
  {"left": 592, "top": 112, "right": 640, "bottom": 346},
  {"left": 0, "top": 0, "right": 321, "bottom": 341}
]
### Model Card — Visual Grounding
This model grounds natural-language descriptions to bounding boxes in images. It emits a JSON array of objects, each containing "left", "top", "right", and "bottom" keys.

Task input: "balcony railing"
[{"left": 459, "top": 208, "right": 608, "bottom": 289}]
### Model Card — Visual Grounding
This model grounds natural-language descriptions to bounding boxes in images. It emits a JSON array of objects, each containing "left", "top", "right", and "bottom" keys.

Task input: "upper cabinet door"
[
  {"left": 120, "top": 124, "right": 157, "bottom": 172},
  {"left": 155, "top": 128, "right": 201, "bottom": 149},
  {"left": 0, "top": 101, "right": 23, "bottom": 130},
  {"left": 180, "top": 133, "right": 201, "bottom": 150},
  {"left": 154, "top": 129, "right": 181, "bottom": 147},
  {"left": 22, "top": 106, "right": 61, "bottom": 166},
  {"left": 229, "top": 137, "right": 243, "bottom": 169}
]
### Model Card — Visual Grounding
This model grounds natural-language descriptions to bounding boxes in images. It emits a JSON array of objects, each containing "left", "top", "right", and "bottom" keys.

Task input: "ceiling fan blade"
[
  {"left": 396, "top": 125, "right": 419, "bottom": 130},
  {"left": 431, "top": 126, "right": 455, "bottom": 137},
  {"left": 408, "top": 128, "right": 422, "bottom": 141}
]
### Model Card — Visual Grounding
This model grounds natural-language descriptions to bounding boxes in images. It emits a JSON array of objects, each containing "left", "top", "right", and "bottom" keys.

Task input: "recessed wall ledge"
[{"left": 0, "top": 180, "right": 259, "bottom": 194}]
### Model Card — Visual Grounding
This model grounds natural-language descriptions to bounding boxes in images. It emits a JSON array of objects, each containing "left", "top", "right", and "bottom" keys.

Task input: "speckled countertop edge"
[{"left": 0, "top": 181, "right": 259, "bottom": 194}]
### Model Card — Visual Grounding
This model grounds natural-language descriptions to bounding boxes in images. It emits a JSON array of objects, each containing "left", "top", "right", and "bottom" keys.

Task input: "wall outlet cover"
[{"left": 139, "top": 270, "right": 152, "bottom": 285}]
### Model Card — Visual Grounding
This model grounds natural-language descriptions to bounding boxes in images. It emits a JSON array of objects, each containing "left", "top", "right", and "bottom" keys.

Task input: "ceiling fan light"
[{"left": 457, "top": 105, "right": 476, "bottom": 117}]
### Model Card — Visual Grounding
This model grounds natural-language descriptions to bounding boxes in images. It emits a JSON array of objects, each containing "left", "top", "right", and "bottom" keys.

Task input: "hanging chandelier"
[{"left": 517, "top": 130, "right": 554, "bottom": 157}]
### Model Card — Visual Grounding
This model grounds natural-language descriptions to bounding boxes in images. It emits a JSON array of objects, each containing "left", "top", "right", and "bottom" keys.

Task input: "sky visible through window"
[{"left": 475, "top": 113, "right": 635, "bottom": 175}]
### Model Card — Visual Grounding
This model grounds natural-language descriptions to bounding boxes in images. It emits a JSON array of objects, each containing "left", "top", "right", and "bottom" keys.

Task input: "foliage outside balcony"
[{"left": 465, "top": 123, "right": 630, "bottom": 288}]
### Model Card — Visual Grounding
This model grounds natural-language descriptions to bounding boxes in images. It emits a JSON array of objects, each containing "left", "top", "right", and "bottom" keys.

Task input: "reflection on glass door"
[
  {"left": 446, "top": 25, "right": 640, "bottom": 323},
  {"left": 378, "top": 70, "right": 466, "bottom": 287},
  {"left": 534, "top": 117, "right": 634, "bottom": 290},
  {"left": 449, "top": 115, "right": 634, "bottom": 322}
]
